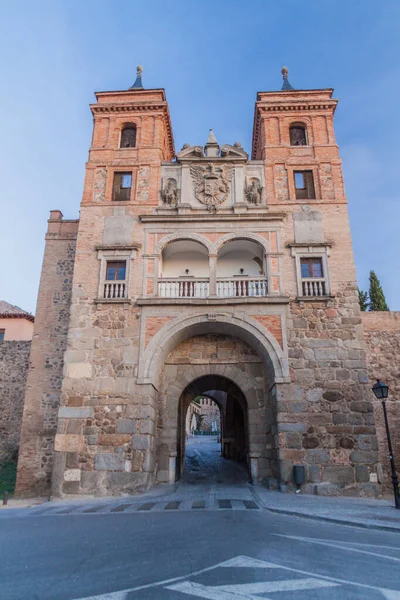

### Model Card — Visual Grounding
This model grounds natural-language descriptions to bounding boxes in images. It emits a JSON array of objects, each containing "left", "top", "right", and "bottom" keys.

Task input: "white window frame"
[
  {"left": 290, "top": 245, "right": 331, "bottom": 299},
  {"left": 97, "top": 247, "right": 137, "bottom": 302}
]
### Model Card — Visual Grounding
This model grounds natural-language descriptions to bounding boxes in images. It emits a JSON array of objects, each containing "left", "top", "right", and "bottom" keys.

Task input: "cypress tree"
[
  {"left": 358, "top": 288, "right": 369, "bottom": 311},
  {"left": 368, "top": 270, "right": 389, "bottom": 311}
]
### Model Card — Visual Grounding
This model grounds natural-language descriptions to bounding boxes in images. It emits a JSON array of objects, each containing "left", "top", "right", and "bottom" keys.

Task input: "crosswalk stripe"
[{"left": 216, "top": 577, "right": 339, "bottom": 594}]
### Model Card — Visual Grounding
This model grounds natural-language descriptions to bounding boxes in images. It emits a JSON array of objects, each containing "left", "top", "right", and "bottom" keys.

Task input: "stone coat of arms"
[{"left": 190, "top": 163, "right": 233, "bottom": 211}]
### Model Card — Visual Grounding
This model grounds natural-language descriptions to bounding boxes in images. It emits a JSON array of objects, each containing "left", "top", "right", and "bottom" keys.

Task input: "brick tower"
[{"left": 16, "top": 67, "right": 380, "bottom": 498}]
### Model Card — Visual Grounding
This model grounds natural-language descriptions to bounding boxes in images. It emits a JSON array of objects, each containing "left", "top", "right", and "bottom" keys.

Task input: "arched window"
[
  {"left": 289, "top": 123, "right": 307, "bottom": 146},
  {"left": 120, "top": 125, "right": 136, "bottom": 148}
]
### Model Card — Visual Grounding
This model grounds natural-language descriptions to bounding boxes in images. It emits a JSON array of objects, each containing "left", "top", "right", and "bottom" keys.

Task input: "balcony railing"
[
  {"left": 301, "top": 278, "right": 326, "bottom": 297},
  {"left": 158, "top": 278, "right": 209, "bottom": 298},
  {"left": 104, "top": 281, "right": 127, "bottom": 299},
  {"left": 216, "top": 277, "right": 268, "bottom": 298},
  {"left": 158, "top": 277, "right": 268, "bottom": 299}
]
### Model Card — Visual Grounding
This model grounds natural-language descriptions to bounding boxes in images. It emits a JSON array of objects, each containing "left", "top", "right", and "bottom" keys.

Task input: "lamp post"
[{"left": 372, "top": 380, "right": 400, "bottom": 509}]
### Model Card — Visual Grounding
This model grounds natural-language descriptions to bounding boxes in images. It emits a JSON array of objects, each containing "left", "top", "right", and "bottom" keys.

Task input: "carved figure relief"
[
  {"left": 190, "top": 163, "right": 232, "bottom": 211},
  {"left": 161, "top": 178, "right": 179, "bottom": 206},
  {"left": 245, "top": 178, "right": 262, "bottom": 205}
]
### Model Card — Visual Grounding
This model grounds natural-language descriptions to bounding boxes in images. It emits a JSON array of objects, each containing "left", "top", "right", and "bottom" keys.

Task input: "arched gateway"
[{"left": 140, "top": 313, "right": 289, "bottom": 486}]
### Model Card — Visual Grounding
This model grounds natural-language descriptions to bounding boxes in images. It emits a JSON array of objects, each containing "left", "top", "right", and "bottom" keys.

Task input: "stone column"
[
  {"left": 209, "top": 254, "right": 217, "bottom": 297},
  {"left": 249, "top": 452, "right": 261, "bottom": 484},
  {"left": 169, "top": 451, "right": 177, "bottom": 484}
]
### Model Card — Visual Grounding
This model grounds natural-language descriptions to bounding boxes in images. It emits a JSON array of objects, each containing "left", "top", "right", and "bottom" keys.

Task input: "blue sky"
[{"left": 1, "top": 0, "right": 399, "bottom": 313}]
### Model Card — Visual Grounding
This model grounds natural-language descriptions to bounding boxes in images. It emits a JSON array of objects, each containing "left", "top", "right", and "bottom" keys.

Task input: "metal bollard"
[{"left": 2, "top": 491, "right": 9, "bottom": 506}]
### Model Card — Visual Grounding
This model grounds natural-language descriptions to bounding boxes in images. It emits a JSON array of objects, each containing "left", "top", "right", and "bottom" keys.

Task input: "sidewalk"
[{"left": 252, "top": 487, "right": 400, "bottom": 532}]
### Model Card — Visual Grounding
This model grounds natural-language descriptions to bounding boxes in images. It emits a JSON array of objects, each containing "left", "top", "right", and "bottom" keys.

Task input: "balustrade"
[
  {"left": 216, "top": 277, "right": 268, "bottom": 298},
  {"left": 301, "top": 278, "right": 326, "bottom": 297},
  {"left": 104, "top": 281, "right": 126, "bottom": 299},
  {"left": 158, "top": 278, "right": 209, "bottom": 298}
]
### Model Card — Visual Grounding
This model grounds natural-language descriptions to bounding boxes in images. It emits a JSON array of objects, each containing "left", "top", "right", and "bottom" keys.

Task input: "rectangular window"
[
  {"left": 294, "top": 170, "right": 315, "bottom": 200},
  {"left": 113, "top": 172, "right": 132, "bottom": 201},
  {"left": 300, "top": 258, "right": 323, "bottom": 278},
  {"left": 0, "top": 329, "right": 4, "bottom": 342},
  {"left": 106, "top": 261, "right": 126, "bottom": 281}
]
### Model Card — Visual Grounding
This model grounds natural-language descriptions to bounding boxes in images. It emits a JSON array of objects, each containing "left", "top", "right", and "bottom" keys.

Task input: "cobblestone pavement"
[{"left": 1, "top": 437, "right": 399, "bottom": 532}]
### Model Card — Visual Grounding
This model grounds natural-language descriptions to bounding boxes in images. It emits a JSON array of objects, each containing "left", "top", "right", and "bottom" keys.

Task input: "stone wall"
[
  {"left": 279, "top": 283, "right": 380, "bottom": 497},
  {"left": 0, "top": 341, "right": 31, "bottom": 465},
  {"left": 15, "top": 213, "right": 78, "bottom": 497},
  {"left": 362, "top": 311, "right": 400, "bottom": 491}
]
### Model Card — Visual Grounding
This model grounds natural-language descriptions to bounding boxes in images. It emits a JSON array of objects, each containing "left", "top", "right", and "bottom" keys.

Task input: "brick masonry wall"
[
  {"left": 0, "top": 341, "right": 31, "bottom": 465},
  {"left": 15, "top": 215, "right": 78, "bottom": 497},
  {"left": 362, "top": 311, "right": 400, "bottom": 491}
]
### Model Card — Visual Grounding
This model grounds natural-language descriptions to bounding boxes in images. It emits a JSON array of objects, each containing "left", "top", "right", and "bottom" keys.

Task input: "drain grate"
[
  {"left": 165, "top": 501, "right": 181, "bottom": 510},
  {"left": 110, "top": 504, "right": 132, "bottom": 513},
  {"left": 137, "top": 503, "right": 156, "bottom": 511},
  {"left": 218, "top": 499, "right": 232, "bottom": 509}
]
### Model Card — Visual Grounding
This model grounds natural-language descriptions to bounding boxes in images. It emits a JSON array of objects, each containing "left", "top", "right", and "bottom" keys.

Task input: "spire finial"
[
  {"left": 204, "top": 128, "right": 220, "bottom": 157},
  {"left": 281, "top": 65, "right": 295, "bottom": 91},
  {"left": 130, "top": 65, "right": 144, "bottom": 90}
]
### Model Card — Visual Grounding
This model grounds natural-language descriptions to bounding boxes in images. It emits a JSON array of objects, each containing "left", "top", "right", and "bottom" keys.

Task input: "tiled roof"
[{"left": 0, "top": 300, "right": 35, "bottom": 322}]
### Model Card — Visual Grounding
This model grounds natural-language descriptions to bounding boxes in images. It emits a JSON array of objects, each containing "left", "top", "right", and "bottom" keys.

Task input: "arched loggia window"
[
  {"left": 120, "top": 125, "right": 137, "bottom": 148},
  {"left": 289, "top": 123, "right": 307, "bottom": 146}
]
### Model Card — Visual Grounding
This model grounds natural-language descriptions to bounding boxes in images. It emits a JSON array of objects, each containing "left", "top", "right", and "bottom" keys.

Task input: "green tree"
[
  {"left": 368, "top": 270, "right": 389, "bottom": 311},
  {"left": 358, "top": 288, "right": 369, "bottom": 311}
]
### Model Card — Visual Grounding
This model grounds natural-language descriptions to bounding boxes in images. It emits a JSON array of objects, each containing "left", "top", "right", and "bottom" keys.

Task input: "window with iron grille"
[
  {"left": 120, "top": 126, "right": 136, "bottom": 148},
  {"left": 294, "top": 170, "right": 315, "bottom": 200},
  {"left": 106, "top": 261, "right": 126, "bottom": 281},
  {"left": 290, "top": 125, "right": 307, "bottom": 146},
  {"left": 113, "top": 172, "right": 132, "bottom": 201},
  {"left": 0, "top": 329, "right": 4, "bottom": 342}
]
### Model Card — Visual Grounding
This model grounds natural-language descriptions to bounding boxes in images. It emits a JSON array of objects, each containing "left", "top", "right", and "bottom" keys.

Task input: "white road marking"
[
  {"left": 273, "top": 534, "right": 400, "bottom": 563},
  {"left": 73, "top": 554, "right": 400, "bottom": 599},
  {"left": 168, "top": 577, "right": 338, "bottom": 598},
  {"left": 219, "top": 556, "right": 277, "bottom": 569}
]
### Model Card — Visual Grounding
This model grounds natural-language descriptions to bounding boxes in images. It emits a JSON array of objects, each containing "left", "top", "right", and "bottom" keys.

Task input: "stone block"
[
  {"left": 139, "top": 420, "right": 155, "bottom": 435},
  {"left": 108, "top": 472, "right": 149, "bottom": 493},
  {"left": 116, "top": 419, "right": 137, "bottom": 434},
  {"left": 64, "top": 362, "right": 92, "bottom": 379},
  {"left": 66, "top": 452, "right": 79, "bottom": 469},
  {"left": 308, "top": 465, "right": 321, "bottom": 483},
  {"left": 64, "top": 469, "right": 81, "bottom": 482},
  {"left": 58, "top": 407, "right": 94, "bottom": 419},
  {"left": 355, "top": 465, "right": 369, "bottom": 482},
  {"left": 350, "top": 450, "right": 379, "bottom": 464},
  {"left": 97, "top": 434, "right": 131, "bottom": 446},
  {"left": 277, "top": 423, "right": 307, "bottom": 433},
  {"left": 286, "top": 433, "right": 302, "bottom": 449},
  {"left": 350, "top": 401, "right": 373, "bottom": 413},
  {"left": 356, "top": 435, "right": 378, "bottom": 451},
  {"left": 63, "top": 481, "right": 80, "bottom": 494},
  {"left": 339, "top": 437, "right": 354, "bottom": 449},
  {"left": 131, "top": 435, "right": 151, "bottom": 451},
  {"left": 321, "top": 466, "right": 354, "bottom": 484},
  {"left": 322, "top": 390, "right": 343, "bottom": 402},
  {"left": 302, "top": 436, "right": 319, "bottom": 449},
  {"left": 306, "top": 449, "right": 329, "bottom": 464},
  {"left": 54, "top": 434, "right": 84, "bottom": 453},
  {"left": 306, "top": 388, "right": 323, "bottom": 403},
  {"left": 315, "top": 348, "right": 337, "bottom": 360},
  {"left": 289, "top": 402, "right": 307, "bottom": 413},
  {"left": 87, "top": 435, "right": 98, "bottom": 445},
  {"left": 94, "top": 453, "right": 125, "bottom": 471}
]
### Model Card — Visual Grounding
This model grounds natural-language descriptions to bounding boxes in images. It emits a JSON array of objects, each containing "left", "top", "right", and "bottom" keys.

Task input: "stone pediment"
[
  {"left": 176, "top": 144, "right": 204, "bottom": 159},
  {"left": 221, "top": 144, "right": 248, "bottom": 159}
]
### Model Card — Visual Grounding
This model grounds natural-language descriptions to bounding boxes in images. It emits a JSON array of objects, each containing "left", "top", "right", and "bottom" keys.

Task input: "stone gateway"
[{"left": 14, "top": 67, "right": 394, "bottom": 499}]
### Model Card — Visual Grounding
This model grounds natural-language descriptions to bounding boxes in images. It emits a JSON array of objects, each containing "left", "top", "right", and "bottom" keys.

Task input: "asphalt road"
[
  {"left": 2, "top": 439, "right": 400, "bottom": 600},
  {"left": 1, "top": 505, "right": 400, "bottom": 599}
]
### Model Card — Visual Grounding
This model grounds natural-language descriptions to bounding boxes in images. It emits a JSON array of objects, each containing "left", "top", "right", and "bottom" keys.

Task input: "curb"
[{"left": 250, "top": 489, "right": 400, "bottom": 534}]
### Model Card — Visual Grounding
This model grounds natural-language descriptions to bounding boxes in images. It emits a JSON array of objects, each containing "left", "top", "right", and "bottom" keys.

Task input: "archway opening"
[{"left": 177, "top": 375, "right": 250, "bottom": 485}]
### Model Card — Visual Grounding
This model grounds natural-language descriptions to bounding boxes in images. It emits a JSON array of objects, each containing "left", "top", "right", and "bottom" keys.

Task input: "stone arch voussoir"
[
  {"left": 139, "top": 312, "right": 289, "bottom": 388},
  {"left": 211, "top": 232, "right": 269, "bottom": 255},
  {"left": 155, "top": 232, "right": 212, "bottom": 254}
]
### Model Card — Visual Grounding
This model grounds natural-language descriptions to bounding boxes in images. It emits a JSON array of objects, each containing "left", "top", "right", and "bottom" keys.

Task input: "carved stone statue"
[
  {"left": 161, "top": 178, "right": 178, "bottom": 206},
  {"left": 245, "top": 179, "right": 262, "bottom": 205}
]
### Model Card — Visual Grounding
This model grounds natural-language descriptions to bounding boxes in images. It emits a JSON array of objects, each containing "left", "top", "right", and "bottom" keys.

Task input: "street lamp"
[{"left": 372, "top": 380, "right": 400, "bottom": 509}]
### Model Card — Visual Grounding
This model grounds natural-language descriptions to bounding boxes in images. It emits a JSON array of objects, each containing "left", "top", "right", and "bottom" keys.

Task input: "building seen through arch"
[{"left": 15, "top": 67, "right": 393, "bottom": 500}]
